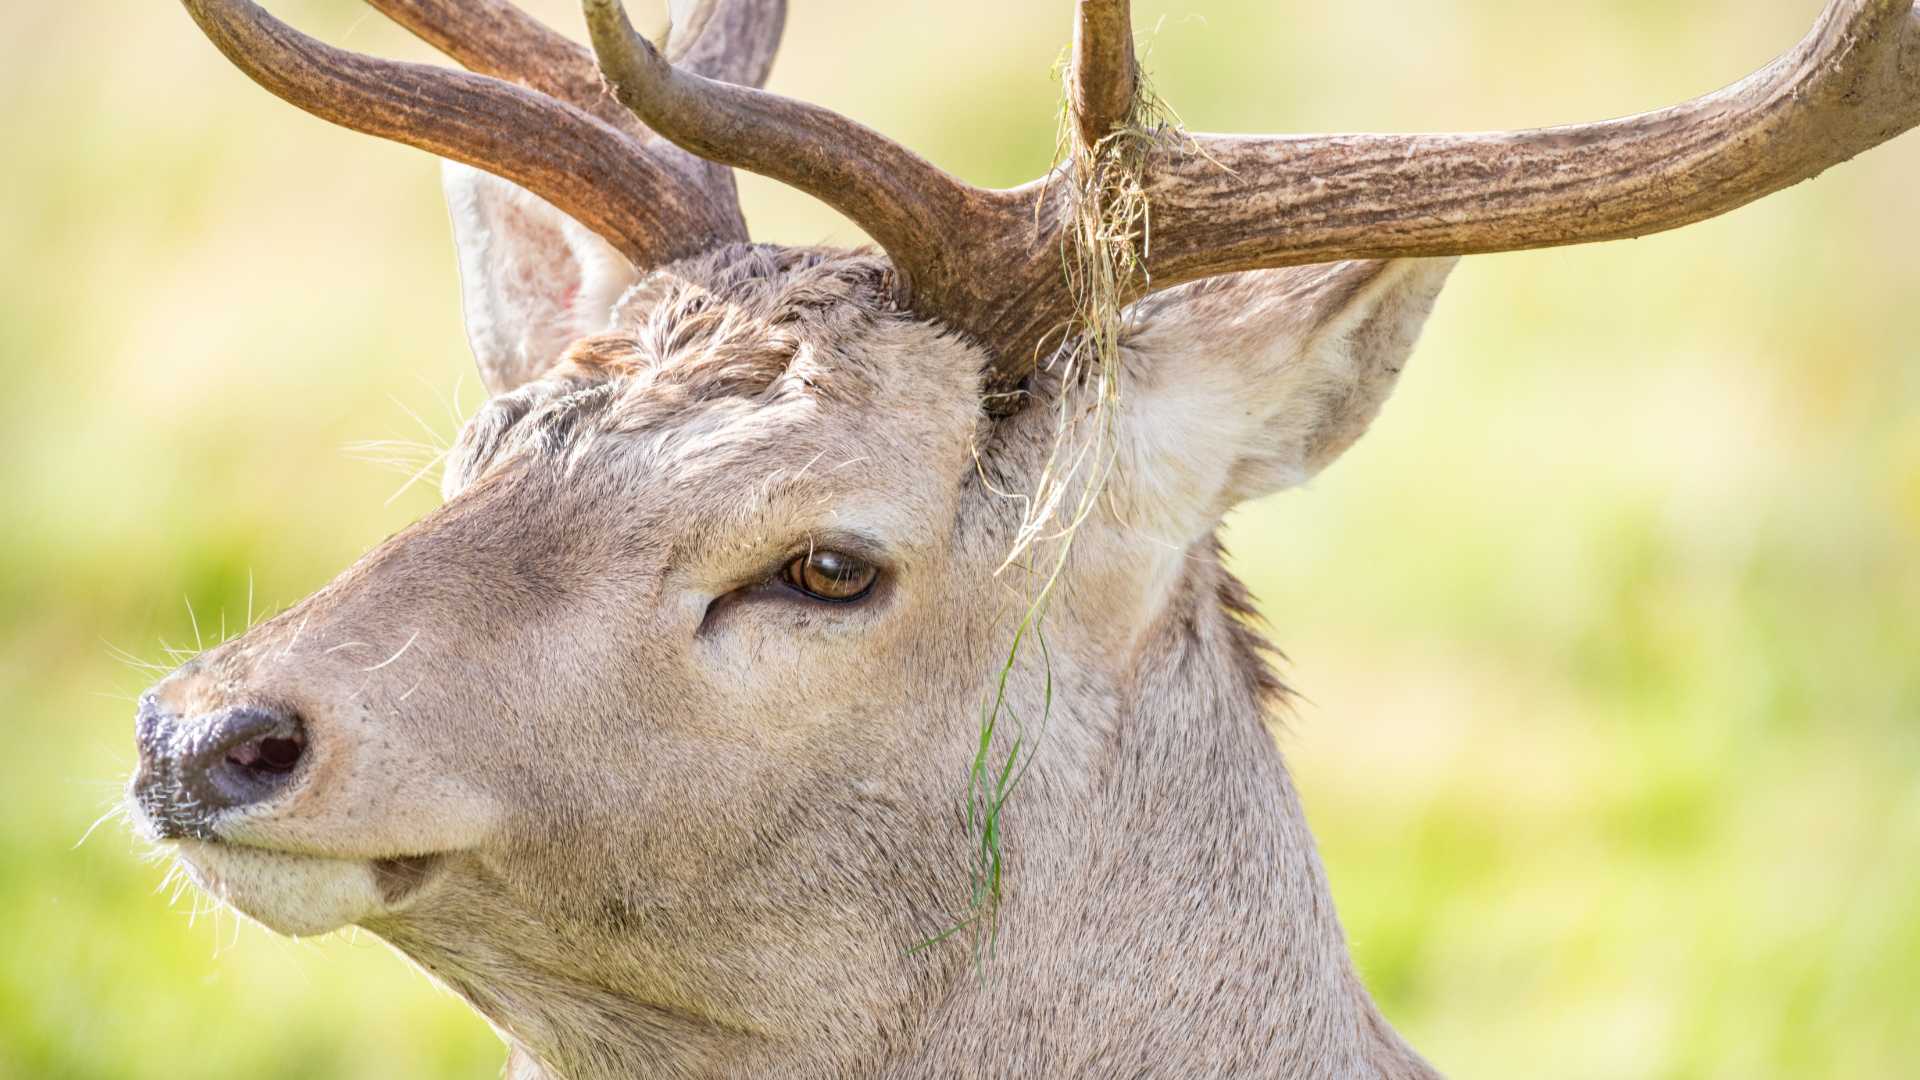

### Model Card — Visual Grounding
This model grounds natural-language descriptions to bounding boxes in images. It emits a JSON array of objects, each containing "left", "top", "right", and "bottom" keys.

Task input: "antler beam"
[
  {"left": 1139, "top": 0, "right": 1920, "bottom": 291},
  {"left": 181, "top": 0, "right": 747, "bottom": 266}
]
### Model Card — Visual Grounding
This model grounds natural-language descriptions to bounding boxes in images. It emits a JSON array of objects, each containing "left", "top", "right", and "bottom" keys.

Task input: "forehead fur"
[
  {"left": 444, "top": 244, "right": 985, "bottom": 517},
  {"left": 585, "top": 243, "right": 909, "bottom": 408}
]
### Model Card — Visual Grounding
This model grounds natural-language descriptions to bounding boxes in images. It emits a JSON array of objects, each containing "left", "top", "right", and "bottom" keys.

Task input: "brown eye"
[{"left": 781, "top": 549, "right": 878, "bottom": 603}]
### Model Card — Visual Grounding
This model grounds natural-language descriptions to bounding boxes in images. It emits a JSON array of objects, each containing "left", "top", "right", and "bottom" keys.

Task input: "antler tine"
[
  {"left": 1071, "top": 0, "right": 1138, "bottom": 151},
  {"left": 581, "top": 0, "right": 1039, "bottom": 330},
  {"left": 182, "top": 0, "right": 744, "bottom": 268},
  {"left": 1134, "top": 0, "right": 1920, "bottom": 293},
  {"left": 365, "top": 1, "right": 627, "bottom": 130},
  {"left": 666, "top": 0, "right": 788, "bottom": 88},
  {"left": 364, "top": 0, "right": 787, "bottom": 246},
  {"left": 366, "top": 1, "right": 785, "bottom": 135}
]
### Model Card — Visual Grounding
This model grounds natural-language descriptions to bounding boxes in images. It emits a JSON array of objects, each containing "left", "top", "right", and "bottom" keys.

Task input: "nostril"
[
  {"left": 226, "top": 731, "right": 305, "bottom": 775},
  {"left": 180, "top": 705, "right": 309, "bottom": 812}
]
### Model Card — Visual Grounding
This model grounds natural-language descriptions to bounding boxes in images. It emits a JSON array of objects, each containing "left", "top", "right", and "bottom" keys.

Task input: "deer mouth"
[
  {"left": 371, "top": 853, "right": 446, "bottom": 906},
  {"left": 165, "top": 838, "right": 450, "bottom": 937}
]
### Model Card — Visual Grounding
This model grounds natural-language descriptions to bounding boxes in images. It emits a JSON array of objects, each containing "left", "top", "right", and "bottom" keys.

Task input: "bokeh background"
[{"left": 3, "top": 1, "right": 1916, "bottom": 1077}]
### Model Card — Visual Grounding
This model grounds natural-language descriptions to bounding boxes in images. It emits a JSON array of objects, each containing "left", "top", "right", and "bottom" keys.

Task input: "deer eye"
[{"left": 780, "top": 549, "right": 878, "bottom": 603}]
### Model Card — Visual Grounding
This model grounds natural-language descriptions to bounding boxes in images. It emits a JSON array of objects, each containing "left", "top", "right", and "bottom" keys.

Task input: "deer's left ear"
[
  {"left": 1115, "top": 258, "right": 1455, "bottom": 528},
  {"left": 441, "top": 162, "right": 643, "bottom": 395}
]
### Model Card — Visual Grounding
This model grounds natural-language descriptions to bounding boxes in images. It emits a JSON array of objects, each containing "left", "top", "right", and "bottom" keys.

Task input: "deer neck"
[{"left": 882, "top": 543, "right": 1437, "bottom": 1078}]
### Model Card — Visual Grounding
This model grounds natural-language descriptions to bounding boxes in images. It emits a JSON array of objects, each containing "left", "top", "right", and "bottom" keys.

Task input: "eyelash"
[{"left": 779, "top": 548, "right": 880, "bottom": 603}]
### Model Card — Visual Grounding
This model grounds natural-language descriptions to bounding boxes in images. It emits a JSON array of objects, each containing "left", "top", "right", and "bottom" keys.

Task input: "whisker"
[
  {"left": 791, "top": 448, "right": 830, "bottom": 481},
  {"left": 185, "top": 596, "right": 204, "bottom": 652},
  {"left": 344, "top": 438, "right": 447, "bottom": 478},
  {"left": 363, "top": 630, "right": 420, "bottom": 672},
  {"left": 450, "top": 372, "right": 471, "bottom": 428},
  {"left": 414, "top": 371, "right": 471, "bottom": 438},
  {"left": 102, "top": 639, "right": 169, "bottom": 675},
  {"left": 382, "top": 446, "right": 451, "bottom": 507},
  {"left": 73, "top": 802, "right": 129, "bottom": 850},
  {"left": 282, "top": 611, "right": 312, "bottom": 662},
  {"left": 390, "top": 393, "right": 453, "bottom": 452}
]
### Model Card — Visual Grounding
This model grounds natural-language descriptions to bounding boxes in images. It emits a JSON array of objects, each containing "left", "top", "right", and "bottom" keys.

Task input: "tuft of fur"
[
  {"left": 442, "top": 245, "right": 923, "bottom": 496},
  {"left": 1209, "top": 536, "right": 1294, "bottom": 712}
]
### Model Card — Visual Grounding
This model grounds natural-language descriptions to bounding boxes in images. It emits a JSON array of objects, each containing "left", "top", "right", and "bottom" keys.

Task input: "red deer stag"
[{"left": 133, "top": 1, "right": 1919, "bottom": 1076}]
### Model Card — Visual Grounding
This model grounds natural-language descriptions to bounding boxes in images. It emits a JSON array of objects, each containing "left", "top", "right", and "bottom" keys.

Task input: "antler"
[
  {"left": 365, "top": 0, "right": 636, "bottom": 132},
  {"left": 1070, "top": 0, "right": 1138, "bottom": 151},
  {"left": 573, "top": 0, "right": 1919, "bottom": 403},
  {"left": 580, "top": 0, "right": 1042, "bottom": 346},
  {"left": 178, "top": 0, "right": 788, "bottom": 271},
  {"left": 184, "top": 0, "right": 1919, "bottom": 408},
  {"left": 1142, "top": 0, "right": 1920, "bottom": 294}
]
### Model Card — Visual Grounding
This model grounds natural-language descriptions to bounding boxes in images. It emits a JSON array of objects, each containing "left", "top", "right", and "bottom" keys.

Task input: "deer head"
[{"left": 132, "top": 1, "right": 1919, "bottom": 1076}]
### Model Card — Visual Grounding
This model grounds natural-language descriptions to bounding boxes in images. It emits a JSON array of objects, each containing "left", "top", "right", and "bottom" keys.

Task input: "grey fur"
[{"left": 130, "top": 233, "right": 1455, "bottom": 1078}]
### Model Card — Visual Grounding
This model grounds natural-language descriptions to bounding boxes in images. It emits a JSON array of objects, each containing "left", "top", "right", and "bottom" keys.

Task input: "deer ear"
[
  {"left": 1118, "top": 258, "right": 1455, "bottom": 523},
  {"left": 441, "top": 162, "right": 643, "bottom": 395}
]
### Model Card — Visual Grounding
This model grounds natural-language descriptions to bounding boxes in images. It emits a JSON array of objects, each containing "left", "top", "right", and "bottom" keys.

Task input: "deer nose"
[{"left": 134, "top": 700, "right": 309, "bottom": 836}]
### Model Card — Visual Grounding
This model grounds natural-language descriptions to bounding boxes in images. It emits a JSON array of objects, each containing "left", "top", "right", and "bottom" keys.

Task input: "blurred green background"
[{"left": 3, "top": 1, "right": 1916, "bottom": 1077}]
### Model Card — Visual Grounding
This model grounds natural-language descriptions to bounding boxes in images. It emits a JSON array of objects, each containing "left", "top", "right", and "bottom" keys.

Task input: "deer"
[{"left": 129, "top": 0, "right": 1919, "bottom": 1077}]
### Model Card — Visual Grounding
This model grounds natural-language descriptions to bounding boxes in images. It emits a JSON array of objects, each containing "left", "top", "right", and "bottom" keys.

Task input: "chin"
[{"left": 171, "top": 840, "right": 387, "bottom": 937}]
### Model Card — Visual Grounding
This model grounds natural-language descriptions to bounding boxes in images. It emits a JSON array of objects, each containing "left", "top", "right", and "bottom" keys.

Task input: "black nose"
[{"left": 134, "top": 700, "right": 308, "bottom": 837}]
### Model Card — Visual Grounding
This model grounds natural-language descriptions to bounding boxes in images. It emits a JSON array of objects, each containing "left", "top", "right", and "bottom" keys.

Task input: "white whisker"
[
  {"left": 102, "top": 639, "right": 169, "bottom": 675},
  {"left": 363, "top": 630, "right": 420, "bottom": 672},
  {"left": 73, "top": 802, "right": 128, "bottom": 850},
  {"left": 791, "top": 448, "right": 830, "bottom": 481},
  {"left": 390, "top": 393, "right": 452, "bottom": 452},
  {"left": 185, "top": 596, "right": 203, "bottom": 652},
  {"left": 383, "top": 446, "right": 451, "bottom": 507},
  {"left": 282, "top": 612, "right": 311, "bottom": 661}
]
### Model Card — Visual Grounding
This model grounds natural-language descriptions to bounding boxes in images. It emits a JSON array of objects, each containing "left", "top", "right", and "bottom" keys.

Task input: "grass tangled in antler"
[{"left": 925, "top": 35, "right": 1182, "bottom": 966}]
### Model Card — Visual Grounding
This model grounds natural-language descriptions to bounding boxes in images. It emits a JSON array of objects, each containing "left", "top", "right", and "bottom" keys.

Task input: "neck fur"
[{"left": 881, "top": 543, "right": 1436, "bottom": 1078}]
